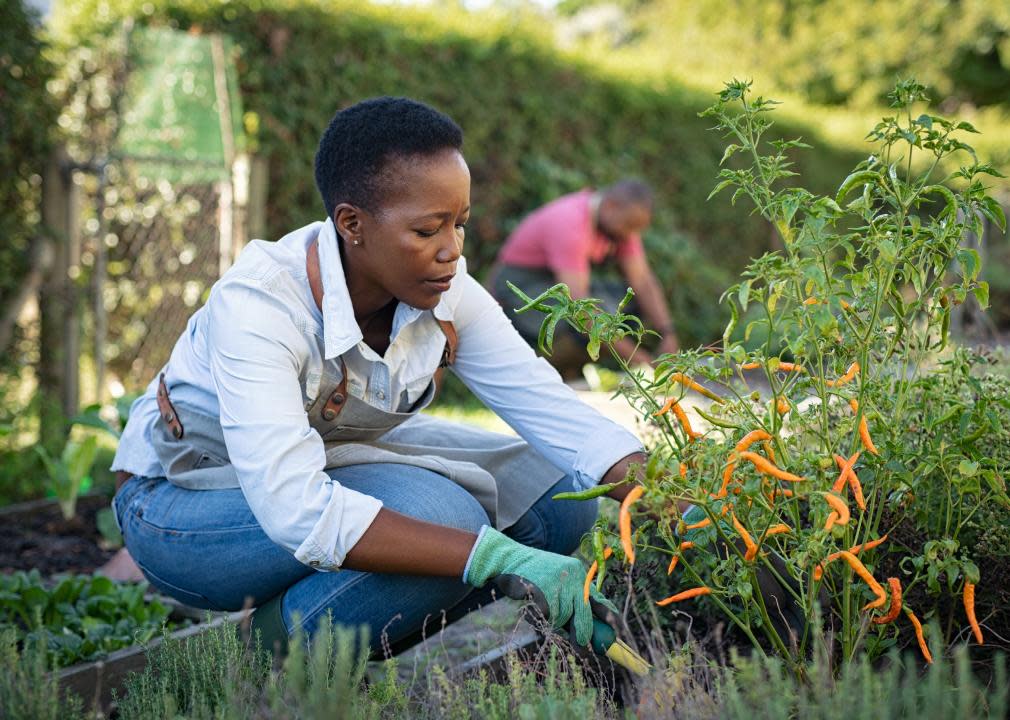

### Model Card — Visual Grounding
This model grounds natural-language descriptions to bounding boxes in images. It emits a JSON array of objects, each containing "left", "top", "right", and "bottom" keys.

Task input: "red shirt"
[{"left": 497, "top": 190, "right": 645, "bottom": 274}]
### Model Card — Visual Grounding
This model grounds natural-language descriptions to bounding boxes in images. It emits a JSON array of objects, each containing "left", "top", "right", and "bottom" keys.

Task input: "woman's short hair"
[{"left": 314, "top": 97, "right": 463, "bottom": 219}]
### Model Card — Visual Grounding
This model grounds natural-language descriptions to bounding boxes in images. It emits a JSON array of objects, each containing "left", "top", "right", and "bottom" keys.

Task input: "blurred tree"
[
  {"left": 560, "top": 0, "right": 1010, "bottom": 111},
  {"left": 0, "top": 0, "right": 58, "bottom": 348}
]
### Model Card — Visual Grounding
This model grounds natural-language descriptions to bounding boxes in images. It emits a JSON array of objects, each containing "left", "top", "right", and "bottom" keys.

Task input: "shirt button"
[
  {"left": 309, "top": 560, "right": 320, "bottom": 568},
  {"left": 377, "top": 390, "right": 385, "bottom": 400}
]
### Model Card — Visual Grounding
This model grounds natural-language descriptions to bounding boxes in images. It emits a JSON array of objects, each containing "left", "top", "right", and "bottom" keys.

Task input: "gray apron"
[{"left": 149, "top": 322, "right": 565, "bottom": 529}]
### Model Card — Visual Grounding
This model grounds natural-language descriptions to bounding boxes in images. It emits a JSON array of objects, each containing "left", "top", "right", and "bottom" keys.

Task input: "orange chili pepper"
[
  {"left": 830, "top": 451, "right": 860, "bottom": 493},
  {"left": 741, "top": 361, "right": 805, "bottom": 373},
  {"left": 652, "top": 397, "right": 676, "bottom": 417},
  {"left": 813, "top": 535, "right": 889, "bottom": 581},
  {"left": 619, "top": 485, "right": 644, "bottom": 565},
  {"left": 732, "top": 514, "right": 759, "bottom": 561},
  {"left": 671, "top": 401, "right": 703, "bottom": 440},
  {"left": 766, "top": 486, "right": 795, "bottom": 503},
  {"left": 872, "top": 578, "right": 902, "bottom": 625},
  {"left": 905, "top": 609, "right": 933, "bottom": 664},
  {"left": 762, "top": 523, "right": 791, "bottom": 537},
  {"left": 776, "top": 396, "right": 790, "bottom": 415},
  {"left": 714, "top": 460, "right": 736, "bottom": 499},
  {"left": 667, "top": 541, "right": 695, "bottom": 574},
  {"left": 825, "top": 361, "right": 860, "bottom": 387},
  {"left": 762, "top": 440, "right": 776, "bottom": 464},
  {"left": 737, "top": 451, "right": 806, "bottom": 482},
  {"left": 964, "top": 582, "right": 984, "bottom": 645},
  {"left": 684, "top": 517, "right": 712, "bottom": 531},
  {"left": 735, "top": 429, "right": 772, "bottom": 452},
  {"left": 835, "top": 551, "right": 887, "bottom": 610},
  {"left": 584, "top": 546, "right": 614, "bottom": 603},
  {"left": 839, "top": 299, "right": 851, "bottom": 310},
  {"left": 803, "top": 296, "right": 820, "bottom": 305},
  {"left": 832, "top": 452, "right": 865, "bottom": 509},
  {"left": 679, "top": 462, "right": 688, "bottom": 479},
  {"left": 668, "top": 373, "right": 725, "bottom": 404},
  {"left": 656, "top": 586, "right": 711, "bottom": 606},
  {"left": 849, "top": 399, "right": 879, "bottom": 455},
  {"left": 777, "top": 362, "right": 805, "bottom": 373},
  {"left": 821, "top": 492, "right": 850, "bottom": 527}
]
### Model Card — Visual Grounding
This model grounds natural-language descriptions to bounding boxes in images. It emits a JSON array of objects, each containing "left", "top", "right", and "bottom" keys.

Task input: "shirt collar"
[
  {"left": 316, "top": 219, "right": 362, "bottom": 359},
  {"left": 314, "top": 218, "right": 467, "bottom": 359}
]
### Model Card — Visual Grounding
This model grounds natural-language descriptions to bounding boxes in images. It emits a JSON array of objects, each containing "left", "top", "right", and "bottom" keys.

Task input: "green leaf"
[
  {"left": 973, "top": 281, "right": 989, "bottom": 310},
  {"left": 738, "top": 279, "right": 751, "bottom": 311},
  {"left": 958, "top": 459, "right": 979, "bottom": 478},
  {"left": 877, "top": 239, "right": 898, "bottom": 264},
  {"left": 921, "top": 184, "right": 958, "bottom": 219},
  {"left": 64, "top": 435, "right": 99, "bottom": 484},
  {"left": 956, "top": 248, "right": 980, "bottom": 281},
  {"left": 69, "top": 409, "right": 121, "bottom": 439},
  {"left": 706, "top": 179, "right": 735, "bottom": 201},
  {"left": 96, "top": 507, "right": 124, "bottom": 548},
  {"left": 87, "top": 575, "right": 116, "bottom": 598},
  {"left": 720, "top": 144, "right": 741, "bottom": 165},
  {"left": 980, "top": 196, "right": 1007, "bottom": 232}
]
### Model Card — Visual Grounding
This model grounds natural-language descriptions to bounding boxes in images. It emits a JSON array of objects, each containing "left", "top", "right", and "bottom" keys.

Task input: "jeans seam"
[
  {"left": 287, "top": 571, "right": 375, "bottom": 633},
  {"left": 130, "top": 513, "right": 263, "bottom": 535}
]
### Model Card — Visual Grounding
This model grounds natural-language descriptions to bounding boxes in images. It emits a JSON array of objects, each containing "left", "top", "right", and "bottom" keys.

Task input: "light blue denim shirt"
[{"left": 113, "top": 219, "right": 643, "bottom": 569}]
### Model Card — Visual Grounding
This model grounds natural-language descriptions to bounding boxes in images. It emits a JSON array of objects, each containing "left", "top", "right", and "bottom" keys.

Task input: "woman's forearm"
[
  {"left": 603, "top": 451, "right": 690, "bottom": 512},
  {"left": 603, "top": 452, "right": 647, "bottom": 501},
  {"left": 341, "top": 507, "right": 478, "bottom": 576}
]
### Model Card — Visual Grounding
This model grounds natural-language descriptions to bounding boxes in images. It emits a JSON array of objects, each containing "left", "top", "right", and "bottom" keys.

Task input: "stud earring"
[{"left": 353, "top": 240, "right": 360, "bottom": 245}]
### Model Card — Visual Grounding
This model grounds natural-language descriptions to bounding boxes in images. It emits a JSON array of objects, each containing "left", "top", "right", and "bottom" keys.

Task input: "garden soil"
[{"left": 1, "top": 494, "right": 116, "bottom": 576}]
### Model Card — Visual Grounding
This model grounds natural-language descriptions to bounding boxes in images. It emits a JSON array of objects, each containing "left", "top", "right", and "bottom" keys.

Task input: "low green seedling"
[{"left": 0, "top": 570, "right": 173, "bottom": 668}]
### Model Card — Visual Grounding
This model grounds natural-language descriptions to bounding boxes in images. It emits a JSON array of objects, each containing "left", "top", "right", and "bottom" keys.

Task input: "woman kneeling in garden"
[{"left": 110, "top": 97, "right": 641, "bottom": 655}]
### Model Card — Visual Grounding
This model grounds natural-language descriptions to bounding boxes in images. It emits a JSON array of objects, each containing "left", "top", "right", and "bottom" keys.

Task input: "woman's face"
[{"left": 336, "top": 149, "right": 470, "bottom": 313}]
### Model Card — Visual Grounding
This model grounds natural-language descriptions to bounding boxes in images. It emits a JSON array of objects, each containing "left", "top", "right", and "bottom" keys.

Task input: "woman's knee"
[{"left": 326, "top": 464, "right": 490, "bottom": 534}]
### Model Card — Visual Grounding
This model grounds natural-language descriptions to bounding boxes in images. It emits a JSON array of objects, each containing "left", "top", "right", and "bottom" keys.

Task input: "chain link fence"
[{"left": 73, "top": 153, "right": 260, "bottom": 398}]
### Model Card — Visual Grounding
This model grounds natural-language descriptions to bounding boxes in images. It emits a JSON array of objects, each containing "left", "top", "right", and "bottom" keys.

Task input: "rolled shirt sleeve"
[
  {"left": 207, "top": 280, "right": 382, "bottom": 570},
  {"left": 448, "top": 276, "right": 644, "bottom": 491}
]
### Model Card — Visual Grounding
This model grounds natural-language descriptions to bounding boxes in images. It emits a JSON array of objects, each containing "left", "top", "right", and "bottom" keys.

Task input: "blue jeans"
[{"left": 113, "top": 464, "right": 598, "bottom": 655}]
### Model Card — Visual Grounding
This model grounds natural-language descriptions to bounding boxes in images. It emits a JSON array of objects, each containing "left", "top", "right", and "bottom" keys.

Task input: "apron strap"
[
  {"left": 157, "top": 373, "right": 185, "bottom": 439},
  {"left": 157, "top": 241, "right": 464, "bottom": 435},
  {"left": 436, "top": 318, "right": 457, "bottom": 367}
]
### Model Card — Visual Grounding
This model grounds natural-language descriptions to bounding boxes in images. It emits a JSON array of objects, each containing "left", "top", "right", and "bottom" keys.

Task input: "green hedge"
[{"left": 54, "top": 0, "right": 864, "bottom": 346}]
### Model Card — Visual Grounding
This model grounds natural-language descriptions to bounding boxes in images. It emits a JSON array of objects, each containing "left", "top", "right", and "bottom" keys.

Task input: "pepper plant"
[{"left": 510, "top": 79, "right": 1008, "bottom": 669}]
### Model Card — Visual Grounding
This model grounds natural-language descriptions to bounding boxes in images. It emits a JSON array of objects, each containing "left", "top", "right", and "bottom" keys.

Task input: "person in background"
[{"left": 489, "top": 180, "right": 679, "bottom": 378}]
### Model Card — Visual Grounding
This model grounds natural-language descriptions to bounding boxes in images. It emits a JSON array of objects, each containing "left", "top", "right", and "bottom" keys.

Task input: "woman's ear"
[{"left": 333, "top": 203, "right": 364, "bottom": 245}]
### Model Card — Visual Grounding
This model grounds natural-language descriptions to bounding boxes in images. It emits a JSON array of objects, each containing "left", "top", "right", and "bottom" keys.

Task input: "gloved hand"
[{"left": 464, "top": 526, "right": 619, "bottom": 646}]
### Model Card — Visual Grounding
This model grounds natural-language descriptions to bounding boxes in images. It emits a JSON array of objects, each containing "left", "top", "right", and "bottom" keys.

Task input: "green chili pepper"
[
  {"left": 694, "top": 405, "right": 741, "bottom": 429},
  {"left": 934, "top": 405, "right": 962, "bottom": 427},
  {"left": 723, "top": 298, "right": 739, "bottom": 353},
  {"left": 835, "top": 170, "right": 880, "bottom": 205},
  {"left": 962, "top": 423, "right": 986, "bottom": 445},
  {"left": 508, "top": 281, "right": 570, "bottom": 314},
  {"left": 939, "top": 307, "right": 950, "bottom": 350},
  {"left": 591, "top": 529, "right": 610, "bottom": 590},
  {"left": 552, "top": 483, "right": 619, "bottom": 501}
]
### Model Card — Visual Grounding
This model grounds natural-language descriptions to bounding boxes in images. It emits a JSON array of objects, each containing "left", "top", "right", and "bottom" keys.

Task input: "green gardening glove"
[{"left": 464, "top": 526, "right": 619, "bottom": 646}]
